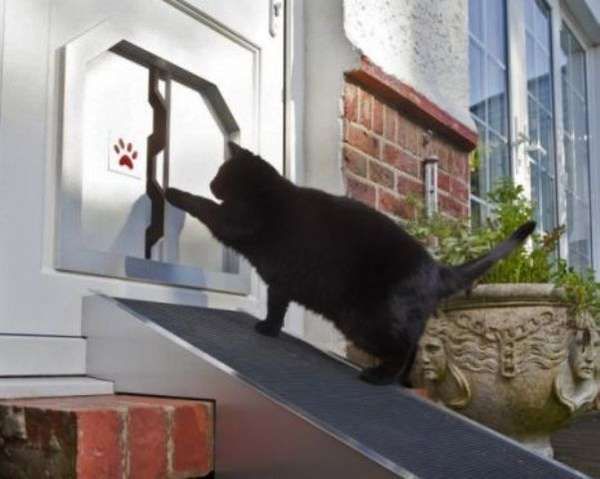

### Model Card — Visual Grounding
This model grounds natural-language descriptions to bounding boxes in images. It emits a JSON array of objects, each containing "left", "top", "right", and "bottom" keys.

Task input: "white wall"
[
  {"left": 303, "top": 0, "right": 359, "bottom": 194},
  {"left": 343, "top": 0, "right": 475, "bottom": 130},
  {"left": 299, "top": 0, "right": 359, "bottom": 352}
]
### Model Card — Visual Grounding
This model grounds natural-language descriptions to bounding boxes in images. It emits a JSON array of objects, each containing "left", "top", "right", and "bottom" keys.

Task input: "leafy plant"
[
  {"left": 552, "top": 259, "right": 600, "bottom": 328},
  {"left": 405, "top": 179, "right": 600, "bottom": 326}
]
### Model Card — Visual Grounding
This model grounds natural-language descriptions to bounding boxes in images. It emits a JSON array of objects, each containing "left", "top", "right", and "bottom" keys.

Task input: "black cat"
[{"left": 165, "top": 142, "right": 535, "bottom": 386}]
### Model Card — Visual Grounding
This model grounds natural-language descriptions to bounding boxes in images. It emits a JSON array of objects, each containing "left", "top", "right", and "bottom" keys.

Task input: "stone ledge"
[
  {"left": 0, "top": 395, "right": 214, "bottom": 479},
  {"left": 345, "top": 56, "right": 478, "bottom": 152}
]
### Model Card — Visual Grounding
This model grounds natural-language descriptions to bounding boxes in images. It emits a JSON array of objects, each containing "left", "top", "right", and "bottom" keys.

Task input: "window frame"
[
  {"left": 470, "top": 0, "right": 599, "bottom": 272},
  {"left": 468, "top": 0, "right": 512, "bottom": 225}
]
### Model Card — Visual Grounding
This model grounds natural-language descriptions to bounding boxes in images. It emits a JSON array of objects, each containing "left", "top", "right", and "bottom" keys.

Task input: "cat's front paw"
[
  {"left": 165, "top": 188, "right": 186, "bottom": 205},
  {"left": 359, "top": 365, "right": 397, "bottom": 386},
  {"left": 254, "top": 320, "right": 282, "bottom": 337}
]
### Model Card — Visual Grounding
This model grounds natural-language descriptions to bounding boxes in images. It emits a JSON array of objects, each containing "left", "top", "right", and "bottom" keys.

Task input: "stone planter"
[{"left": 412, "top": 284, "right": 600, "bottom": 456}]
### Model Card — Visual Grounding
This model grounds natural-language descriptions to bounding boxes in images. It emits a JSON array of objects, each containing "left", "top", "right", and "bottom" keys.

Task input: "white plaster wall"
[
  {"left": 343, "top": 0, "right": 475, "bottom": 129},
  {"left": 300, "top": 0, "right": 359, "bottom": 352},
  {"left": 303, "top": 0, "right": 359, "bottom": 194}
]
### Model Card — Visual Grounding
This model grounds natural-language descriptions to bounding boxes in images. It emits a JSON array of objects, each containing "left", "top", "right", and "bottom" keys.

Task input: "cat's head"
[{"left": 210, "top": 142, "right": 281, "bottom": 201}]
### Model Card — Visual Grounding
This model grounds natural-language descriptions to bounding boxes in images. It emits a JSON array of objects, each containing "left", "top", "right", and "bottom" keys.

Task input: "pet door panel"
[
  {"left": 165, "top": 79, "right": 236, "bottom": 273},
  {"left": 81, "top": 51, "right": 153, "bottom": 260}
]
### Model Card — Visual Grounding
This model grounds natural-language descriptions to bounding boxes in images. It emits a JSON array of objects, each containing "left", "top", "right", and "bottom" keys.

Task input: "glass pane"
[
  {"left": 560, "top": 24, "right": 592, "bottom": 269},
  {"left": 534, "top": 0, "right": 550, "bottom": 50},
  {"left": 525, "top": 0, "right": 555, "bottom": 233},
  {"left": 165, "top": 80, "right": 234, "bottom": 273},
  {"left": 536, "top": 45, "right": 552, "bottom": 109},
  {"left": 487, "top": 59, "right": 508, "bottom": 136},
  {"left": 81, "top": 51, "right": 153, "bottom": 259},
  {"left": 469, "top": 42, "right": 486, "bottom": 121},
  {"left": 486, "top": 0, "right": 506, "bottom": 63},
  {"left": 541, "top": 172, "right": 556, "bottom": 230},
  {"left": 539, "top": 111, "right": 554, "bottom": 172},
  {"left": 526, "top": 33, "right": 538, "bottom": 100},
  {"left": 488, "top": 131, "right": 510, "bottom": 185},
  {"left": 469, "top": 0, "right": 484, "bottom": 42},
  {"left": 468, "top": 0, "right": 510, "bottom": 213}
]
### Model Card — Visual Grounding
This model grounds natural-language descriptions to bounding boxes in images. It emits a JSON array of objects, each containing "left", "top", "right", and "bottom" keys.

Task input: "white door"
[{"left": 0, "top": 0, "right": 284, "bottom": 373}]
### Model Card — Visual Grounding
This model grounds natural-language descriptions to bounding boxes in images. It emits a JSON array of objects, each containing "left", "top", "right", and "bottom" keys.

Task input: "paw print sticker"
[{"left": 113, "top": 138, "right": 138, "bottom": 170}]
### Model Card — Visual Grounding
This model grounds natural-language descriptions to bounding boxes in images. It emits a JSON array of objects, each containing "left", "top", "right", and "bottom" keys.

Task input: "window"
[
  {"left": 468, "top": 0, "right": 595, "bottom": 269},
  {"left": 468, "top": 0, "right": 510, "bottom": 226},
  {"left": 559, "top": 24, "right": 593, "bottom": 270}
]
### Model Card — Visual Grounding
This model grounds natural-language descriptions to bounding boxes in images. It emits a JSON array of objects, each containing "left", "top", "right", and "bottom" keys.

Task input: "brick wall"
[
  {"left": 342, "top": 58, "right": 476, "bottom": 221},
  {"left": 0, "top": 395, "right": 214, "bottom": 479}
]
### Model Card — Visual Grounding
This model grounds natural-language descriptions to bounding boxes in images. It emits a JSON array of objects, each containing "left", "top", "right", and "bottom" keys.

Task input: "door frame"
[{"left": 56, "top": 18, "right": 253, "bottom": 294}]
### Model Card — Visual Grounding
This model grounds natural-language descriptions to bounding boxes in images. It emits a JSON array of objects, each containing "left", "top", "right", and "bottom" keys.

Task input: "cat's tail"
[{"left": 436, "top": 221, "right": 536, "bottom": 298}]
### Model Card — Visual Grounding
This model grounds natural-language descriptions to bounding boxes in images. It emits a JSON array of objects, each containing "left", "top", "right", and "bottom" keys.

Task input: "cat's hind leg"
[{"left": 255, "top": 286, "right": 290, "bottom": 337}]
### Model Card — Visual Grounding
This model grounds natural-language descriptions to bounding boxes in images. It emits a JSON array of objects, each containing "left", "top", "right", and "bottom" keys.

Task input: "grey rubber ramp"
[{"left": 117, "top": 298, "right": 585, "bottom": 479}]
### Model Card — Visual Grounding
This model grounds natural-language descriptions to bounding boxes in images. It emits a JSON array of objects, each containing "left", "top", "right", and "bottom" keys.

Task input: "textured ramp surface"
[{"left": 117, "top": 298, "right": 584, "bottom": 479}]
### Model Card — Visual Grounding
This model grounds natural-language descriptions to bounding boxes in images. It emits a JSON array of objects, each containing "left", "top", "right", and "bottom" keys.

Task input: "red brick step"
[{"left": 0, "top": 395, "right": 214, "bottom": 479}]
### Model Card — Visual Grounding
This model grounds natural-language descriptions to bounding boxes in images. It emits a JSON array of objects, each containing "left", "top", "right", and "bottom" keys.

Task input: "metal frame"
[{"left": 56, "top": 19, "right": 251, "bottom": 294}]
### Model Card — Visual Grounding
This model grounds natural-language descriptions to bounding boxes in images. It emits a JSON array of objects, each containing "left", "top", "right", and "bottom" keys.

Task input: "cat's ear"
[{"left": 227, "top": 141, "right": 253, "bottom": 160}]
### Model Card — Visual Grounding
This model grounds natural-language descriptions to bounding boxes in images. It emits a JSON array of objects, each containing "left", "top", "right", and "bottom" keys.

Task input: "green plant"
[
  {"left": 552, "top": 259, "right": 600, "bottom": 328},
  {"left": 405, "top": 179, "right": 600, "bottom": 326}
]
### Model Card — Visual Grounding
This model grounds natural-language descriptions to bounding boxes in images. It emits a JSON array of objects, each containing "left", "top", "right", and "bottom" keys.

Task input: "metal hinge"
[{"left": 270, "top": 0, "right": 283, "bottom": 37}]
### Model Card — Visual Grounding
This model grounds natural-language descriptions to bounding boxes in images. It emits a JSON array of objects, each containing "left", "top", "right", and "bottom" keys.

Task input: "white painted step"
[{"left": 0, "top": 377, "right": 114, "bottom": 399}]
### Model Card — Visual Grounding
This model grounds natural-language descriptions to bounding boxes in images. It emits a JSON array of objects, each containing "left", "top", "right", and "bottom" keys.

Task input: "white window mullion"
[
  {"left": 548, "top": 0, "right": 569, "bottom": 259},
  {"left": 587, "top": 46, "right": 600, "bottom": 274},
  {"left": 506, "top": 0, "right": 531, "bottom": 198}
]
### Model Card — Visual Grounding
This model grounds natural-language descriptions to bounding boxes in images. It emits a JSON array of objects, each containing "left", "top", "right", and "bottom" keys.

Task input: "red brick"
[
  {"left": 382, "top": 144, "right": 419, "bottom": 177},
  {"left": 343, "top": 83, "right": 358, "bottom": 122},
  {"left": 172, "top": 405, "right": 213, "bottom": 477},
  {"left": 450, "top": 151, "right": 469, "bottom": 179},
  {"left": 437, "top": 142, "right": 451, "bottom": 172},
  {"left": 372, "top": 99, "right": 384, "bottom": 135},
  {"left": 0, "top": 396, "right": 215, "bottom": 479},
  {"left": 383, "top": 106, "right": 397, "bottom": 142},
  {"left": 449, "top": 177, "right": 469, "bottom": 203},
  {"left": 396, "top": 115, "right": 408, "bottom": 148},
  {"left": 439, "top": 194, "right": 467, "bottom": 218},
  {"left": 128, "top": 407, "right": 167, "bottom": 479},
  {"left": 397, "top": 175, "right": 424, "bottom": 197},
  {"left": 77, "top": 409, "right": 124, "bottom": 479},
  {"left": 358, "top": 89, "right": 372, "bottom": 129},
  {"left": 343, "top": 145, "right": 368, "bottom": 177},
  {"left": 346, "top": 56, "right": 479, "bottom": 151},
  {"left": 405, "top": 121, "right": 422, "bottom": 157},
  {"left": 437, "top": 170, "right": 450, "bottom": 193},
  {"left": 378, "top": 190, "right": 415, "bottom": 220},
  {"left": 368, "top": 160, "right": 395, "bottom": 189},
  {"left": 346, "top": 123, "right": 379, "bottom": 157},
  {"left": 346, "top": 175, "right": 376, "bottom": 206}
]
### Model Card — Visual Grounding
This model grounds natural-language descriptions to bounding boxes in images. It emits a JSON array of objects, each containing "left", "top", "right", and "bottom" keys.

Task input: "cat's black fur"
[{"left": 166, "top": 142, "right": 535, "bottom": 386}]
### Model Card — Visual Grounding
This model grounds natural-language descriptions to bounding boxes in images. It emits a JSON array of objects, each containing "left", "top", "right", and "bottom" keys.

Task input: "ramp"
[{"left": 83, "top": 295, "right": 587, "bottom": 479}]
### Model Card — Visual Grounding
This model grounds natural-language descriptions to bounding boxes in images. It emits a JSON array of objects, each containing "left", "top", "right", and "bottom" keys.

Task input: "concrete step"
[
  {"left": 0, "top": 377, "right": 114, "bottom": 399},
  {"left": 0, "top": 394, "right": 214, "bottom": 478}
]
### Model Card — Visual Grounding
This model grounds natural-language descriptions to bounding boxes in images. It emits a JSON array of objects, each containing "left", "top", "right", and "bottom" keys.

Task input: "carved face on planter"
[
  {"left": 570, "top": 329, "right": 600, "bottom": 381},
  {"left": 420, "top": 335, "right": 447, "bottom": 381}
]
